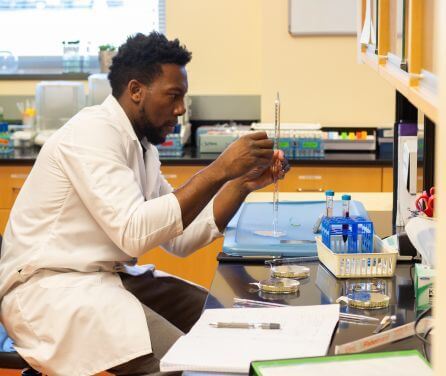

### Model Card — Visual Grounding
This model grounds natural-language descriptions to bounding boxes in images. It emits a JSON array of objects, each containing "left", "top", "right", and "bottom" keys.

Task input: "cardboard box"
[{"left": 414, "top": 263, "right": 434, "bottom": 311}]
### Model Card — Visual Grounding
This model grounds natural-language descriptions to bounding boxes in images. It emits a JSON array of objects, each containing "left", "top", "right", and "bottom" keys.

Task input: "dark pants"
[
  {"left": 107, "top": 269, "right": 207, "bottom": 375},
  {"left": 119, "top": 269, "right": 207, "bottom": 333}
]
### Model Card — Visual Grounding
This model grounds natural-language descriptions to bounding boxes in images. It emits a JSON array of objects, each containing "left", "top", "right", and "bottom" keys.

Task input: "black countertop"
[
  {"left": 204, "top": 261, "right": 426, "bottom": 357},
  {"left": 0, "top": 146, "right": 394, "bottom": 167}
]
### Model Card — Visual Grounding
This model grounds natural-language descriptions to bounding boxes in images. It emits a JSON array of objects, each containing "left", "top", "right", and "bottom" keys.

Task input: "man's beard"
[
  {"left": 144, "top": 124, "right": 166, "bottom": 145},
  {"left": 136, "top": 108, "right": 166, "bottom": 145}
]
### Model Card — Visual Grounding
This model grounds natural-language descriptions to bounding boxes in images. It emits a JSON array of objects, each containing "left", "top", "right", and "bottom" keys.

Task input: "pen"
[
  {"left": 233, "top": 297, "right": 287, "bottom": 308},
  {"left": 209, "top": 322, "right": 281, "bottom": 329},
  {"left": 265, "top": 256, "right": 319, "bottom": 265},
  {"left": 340, "top": 313, "right": 379, "bottom": 324}
]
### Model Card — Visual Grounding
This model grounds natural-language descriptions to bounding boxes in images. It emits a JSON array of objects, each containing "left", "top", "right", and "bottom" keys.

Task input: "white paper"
[
  {"left": 160, "top": 305, "right": 339, "bottom": 373},
  {"left": 259, "top": 354, "right": 432, "bottom": 376}
]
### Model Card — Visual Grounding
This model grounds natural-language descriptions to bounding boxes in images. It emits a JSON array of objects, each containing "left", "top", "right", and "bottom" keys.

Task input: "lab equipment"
[
  {"left": 157, "top": 130, "right": 184, "bottom": 157},
  {"left": 396, "top": 122, "right": 418, "bottom": 226},
  {"left": 88, "top": 73, "right": 112, "bottom": 106},
  {"left": 339, "top": 313, "right": 379, "bottom": 325},
  {"left": 342, "top": 194, "right": 351, "bottom": 243},
  {"left": 0, "top": 51, "right": 18, "bottom": 73},
  {"left": 0, "top": 123, "right": 13, "bottom": 154},
  {"left": 347, "top": 280, "right": 386, "bottom": 294},
  {"left": 322, "top": 128, "right": 376, "bottom": 151},
  {"left": 209, "top": 322, "right": 280, "bottom": 329},
  {"left": 336, "top": 291, "right": 390, "bottom": 310},
  {"left": 253, "top": 278, "right": 300, "bottom": 294},
  {"left": 325, "top": 190, "right": 334, "bottom": 217},
  {"left": 62, "top": 40, "right": 81, "bottom": 73},
  {"left": 295, "top": 131, "right": 324, "bottom": 158},
  {"left": 315, "top": 235, "right": 398, "bottom": 278},
  {"left": 11, "top": 130, "right": 34, "bottom": 148},
  {"left": 35, "top": 81, "right": 86, "bottom": 145},
  {"left": 270, "top": 264, "right": 310, "bottom": 279},
  {"left": 321, "top": 215, "right": 374, "bottom": 253},
  {"left": 224, "top": 201, "right": 369, "bottom": 257},
  {"left": 415, "top": 187, "right": 435, "bottom": 218},
  {"left": 373, "top": 314, "right": 396, "bottom": 334},
  {"left": 232, "top": 298, "right": 379, "bottom": 324},
  {"left": 272, "top": 92, "right": 281, "bottom": 238}
]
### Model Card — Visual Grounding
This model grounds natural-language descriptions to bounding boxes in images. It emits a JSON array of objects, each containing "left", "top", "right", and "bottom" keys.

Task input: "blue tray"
[{"left": 223, "top": 200, "right": 368, "bottom": 257}]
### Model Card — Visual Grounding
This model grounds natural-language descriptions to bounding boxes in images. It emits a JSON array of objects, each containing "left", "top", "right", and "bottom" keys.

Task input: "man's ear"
[{"left": 128, "top": 79, "right": 144, "bottom": 103}]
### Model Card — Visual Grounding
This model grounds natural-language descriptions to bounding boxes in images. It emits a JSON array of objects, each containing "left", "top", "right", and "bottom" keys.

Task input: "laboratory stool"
[{"left": 0, "top": 235, "right": 41, "bottom": 375}]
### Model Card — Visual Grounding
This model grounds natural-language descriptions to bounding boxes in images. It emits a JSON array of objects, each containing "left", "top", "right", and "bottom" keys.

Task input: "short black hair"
[{"left": 108, "top": 32, "right": 192, "bottom": 98}]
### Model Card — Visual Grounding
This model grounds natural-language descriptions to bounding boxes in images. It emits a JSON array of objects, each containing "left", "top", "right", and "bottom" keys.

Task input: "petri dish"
[
  {"left": 258, "top": 278, "right": 300, "bottom": 294},
  {"left": 348, "top": 280, "right": 386, "bottom": 293},
  {"left": 271, "top": 264, "right": 310, "bottom": 279},
  {"left": 345, "top": 292, "right": 390, "bottom": 310}
]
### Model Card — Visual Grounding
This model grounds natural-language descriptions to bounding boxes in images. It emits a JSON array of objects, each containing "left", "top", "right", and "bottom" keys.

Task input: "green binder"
[{"left": 250, "top": 350, "right": 431, "bottom": 376}]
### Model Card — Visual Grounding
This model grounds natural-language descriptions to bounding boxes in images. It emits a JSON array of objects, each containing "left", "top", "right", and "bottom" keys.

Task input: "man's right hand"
[{"left": 213, "top": 132, "right": 274, "bottom": 180}]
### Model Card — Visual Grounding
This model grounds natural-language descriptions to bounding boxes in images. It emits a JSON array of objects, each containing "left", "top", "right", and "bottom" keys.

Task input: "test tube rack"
[{"left": 321, "top": 216, "right": 374, "bottom": 253}]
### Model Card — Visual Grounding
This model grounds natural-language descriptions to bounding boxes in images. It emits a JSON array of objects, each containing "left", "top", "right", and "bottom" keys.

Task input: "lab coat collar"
[{"left": 102, "top": 95, "right": 139, "bottom": 142}]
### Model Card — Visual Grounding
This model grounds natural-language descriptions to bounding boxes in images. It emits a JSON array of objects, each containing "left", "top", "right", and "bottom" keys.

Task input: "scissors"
[{"left": 415, "top": 187, "right": 435, "bottom": 217}]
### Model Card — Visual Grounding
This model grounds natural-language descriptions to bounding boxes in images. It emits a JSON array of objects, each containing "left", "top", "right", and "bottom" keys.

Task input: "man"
[{"left": 0, "top": 32, "right": 288, "bottom": 375}]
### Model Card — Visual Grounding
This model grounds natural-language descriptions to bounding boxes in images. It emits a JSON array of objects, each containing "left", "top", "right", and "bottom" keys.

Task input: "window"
[{"left": 0, "top": 0, "right": 165, "bottom": 74}]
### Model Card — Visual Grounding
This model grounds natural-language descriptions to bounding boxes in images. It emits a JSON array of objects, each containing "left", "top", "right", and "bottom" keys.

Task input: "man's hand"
[
  {"left": 236, "top": 150, "right": 290, "bottom": 192},
  {"left": 212, "top": 132, "right": 274, "bottom": 181}
]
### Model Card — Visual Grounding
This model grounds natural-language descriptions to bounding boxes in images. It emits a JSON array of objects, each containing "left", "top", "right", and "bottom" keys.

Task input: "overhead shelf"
[{"left": 358, "top": 0, "right": 438, "bottom": 122}]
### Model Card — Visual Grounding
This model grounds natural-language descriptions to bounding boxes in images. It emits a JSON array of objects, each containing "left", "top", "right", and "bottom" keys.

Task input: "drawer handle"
[
  {"left": 296, "top": 188, "right": 324, "bottom": 192},
  {"left": 10, "top": 173, "right": 29, "bottom": 180},
  {"left": 297, "top": 175, "right": 322, "bottom": 180},
  {"left": 163, "top": 174, "right": 178, "bottom": 179}
]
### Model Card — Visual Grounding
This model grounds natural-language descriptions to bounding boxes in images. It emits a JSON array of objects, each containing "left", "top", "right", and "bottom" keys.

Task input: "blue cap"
[
  {"left": 342, "top": 194, "right": 351, "bottom": 200},
  {"left": 325, "top": 190, "right": 334, "bottom": 197}
]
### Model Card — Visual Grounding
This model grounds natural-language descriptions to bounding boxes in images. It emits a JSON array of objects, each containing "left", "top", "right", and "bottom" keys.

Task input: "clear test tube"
[
  {"left": 342, "top": 194, "right": 351, "bottom": 250},
  {"left": 325, "top": 190, "right": 334, "bottom": 217},
  {"left": 342, "top": 194, "right": 351, "bottom": 218}
]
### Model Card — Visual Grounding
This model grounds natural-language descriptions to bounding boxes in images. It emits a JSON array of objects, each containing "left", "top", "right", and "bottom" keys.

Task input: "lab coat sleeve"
[
  {"left": 158, "top": 173, "right": 223, "bottom": 257},
  {"left": 55, "top": 125, "right": 184, "bottom": 258}
]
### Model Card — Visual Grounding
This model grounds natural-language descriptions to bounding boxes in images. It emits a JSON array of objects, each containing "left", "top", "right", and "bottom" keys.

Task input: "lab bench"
[
  {"left": 0, "top": 147, "right": 406, "bottom": 289},
  {"left": 204, "top": 261, "right": 425, "bottom": 356}
]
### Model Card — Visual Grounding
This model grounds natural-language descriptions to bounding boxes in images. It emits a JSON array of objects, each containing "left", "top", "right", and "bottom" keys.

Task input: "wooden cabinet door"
[
  {"left": 140, "top": 164, "right": 219, "bottom": 288},
  {"left": 383, "top": 166, "right": 424, "bottom": 192},
  {"left": 0, "top": 209, "right": 10, "bottom": 234},
  {"left": 138, "top": 238, "right": 223, "bottom": 289},
  {"left": 160, "top": 165, "right": 203, "bottom": 189},
  {"left": 0, "top": 166, "right": 32, "bottom": 209},
  {"left": 277, "top": 166, "right": 382, "bottom": 192}
]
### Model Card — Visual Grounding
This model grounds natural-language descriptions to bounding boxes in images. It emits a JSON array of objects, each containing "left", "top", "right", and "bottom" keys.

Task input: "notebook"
[
  {"left": 160, "top": 304, "right": 339, "bottom": 373},
  {"left": 250, "top": 350, "right": 432, "bottom": 376}
]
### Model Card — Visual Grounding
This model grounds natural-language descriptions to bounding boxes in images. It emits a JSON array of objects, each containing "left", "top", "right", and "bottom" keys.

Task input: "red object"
[{"left": 415, "top": 187, "right": 435, "bottom": 217}]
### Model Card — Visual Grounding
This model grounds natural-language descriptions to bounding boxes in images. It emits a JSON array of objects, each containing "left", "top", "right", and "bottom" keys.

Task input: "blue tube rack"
[{"left": 321, "top": 216, "right": 374, "bottom": 253}]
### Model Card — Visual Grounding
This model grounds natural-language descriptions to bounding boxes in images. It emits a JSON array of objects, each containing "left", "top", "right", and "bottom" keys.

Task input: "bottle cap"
[
  {"left": 342, "top": 194, "right": 351, "bottom": 200},
  {"left": 325, "top": 190, "right": 334, "bottom": 197}
]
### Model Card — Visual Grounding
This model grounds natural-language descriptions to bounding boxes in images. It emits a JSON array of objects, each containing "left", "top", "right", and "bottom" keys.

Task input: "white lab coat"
[{"left": 0, "top": 95, "right": 222, "bottom": 375}]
